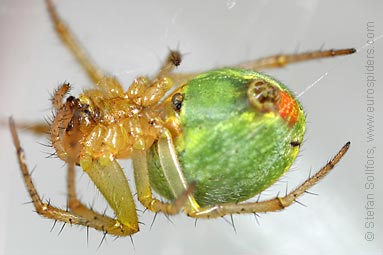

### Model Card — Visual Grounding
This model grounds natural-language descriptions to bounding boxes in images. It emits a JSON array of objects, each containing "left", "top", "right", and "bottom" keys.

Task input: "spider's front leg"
[
  {"left": 236, "top": 48, "right": 356, "bottom": 70},
  {"left": 46, "top": 0, "right": 104, "bottom": 84},
  {"left": 9, "top": 117, "right": 139, "bottom": 236},
  {"left": 163, "top": 48, "right": 357, "bottom": 85}
]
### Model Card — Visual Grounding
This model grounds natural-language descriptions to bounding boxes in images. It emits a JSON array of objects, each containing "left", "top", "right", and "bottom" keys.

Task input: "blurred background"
[{"left": 0, "top": 0, "right": 382, "bottom": 254}]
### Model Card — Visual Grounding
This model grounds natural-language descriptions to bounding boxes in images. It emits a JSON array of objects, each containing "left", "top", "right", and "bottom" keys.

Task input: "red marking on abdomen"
[{"left": 278, "top": 91, "right": 300, "bottom": 126}]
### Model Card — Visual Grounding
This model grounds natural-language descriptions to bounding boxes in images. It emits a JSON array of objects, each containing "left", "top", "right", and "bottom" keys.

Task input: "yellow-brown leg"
[
  {"left": 184, "top": 142, "right": 350, "bottom": 218},
  {"left": 152, "top": 50, "right": 200, "bottom": 87},
  {"left": 155, "top": 50, "right": 183, "bottom": 79},
  {"left": 46, "top": 0, "right": 104, "bottom": 84},
  {"left": 47, "top": 0, "right": 190, "bottom": 93},
  {"left": 9, "top": 117, "right": 138, "bottom": 236},
  {"left": 46, "top": 0, "right": 196, "bottom": 100},
  {"left": 46, "top": 0, "right": 125, "bottom": 99},
  {"left": 167, "top": 72, "right": 198, "bottom": 86},
  {"left": 0, "top": 83, "right": 71, "bottom": 137},
  {"left": 1, "top": 121, "right": 50, "bottom": 136},
  {"left": 164, "top": 48, "right": 356, "bottom": 86},
  {"left": 236, "top": 48, "right": 356, "bottom": 70}
]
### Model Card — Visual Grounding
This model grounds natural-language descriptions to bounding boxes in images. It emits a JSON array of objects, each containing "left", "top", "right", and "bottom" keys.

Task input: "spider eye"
[{"left": 171, "top": 93, "right": 184, "bottom": 112}]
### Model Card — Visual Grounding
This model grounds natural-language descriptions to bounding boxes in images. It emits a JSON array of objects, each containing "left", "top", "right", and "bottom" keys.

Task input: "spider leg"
[
  {"left": 167, "top": 72, "right": 198, "bottom": 86},
  {"left": 1, "top": 83, "right": 71, "bottom": 137},
  {"left": 9, "top": 117, "right": 139, "bottom": 236},
  {"left": 155, "top": 129, "right": 202, "bottom": 213},
  {"left": 66, "top": 159, "right": 139, "bottom": 236},
  {"left": 150, "top": 50, "right": 201, "bottom": 88},
  {"left": 183, "top": 142, "right": 350, "bottom": 218},
  {"left": 46, "top": 0, "right": 126, "bottom": 98},
  {"left": 155, "top": 50, "right": 183, "bottom": 79},
  {"left": 80, "top": 156, "right": 139, "bottom": 235},
  {"left": 132, "top": 148, "right": 195, "bottom": 214},
  {"left": 236, "top": 48, "right": 356, "bottom": 70},
  {"left": 162, "top": 48, "right": 356, "bottom": 86},
  {"left": 46, "top": 0, "right": 104, "bottom": 84},
  {"left": 1, "top": 121, "right": 50, "bottom": 136}
]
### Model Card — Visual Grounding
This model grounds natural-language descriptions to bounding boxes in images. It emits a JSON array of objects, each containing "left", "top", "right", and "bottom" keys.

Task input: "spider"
[{"left": 9, "top": 0, "right": 354, "bottom": 237}]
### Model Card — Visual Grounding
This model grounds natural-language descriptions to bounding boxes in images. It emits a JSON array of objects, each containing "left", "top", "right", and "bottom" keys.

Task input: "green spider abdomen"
[{"left": 149, "top": 68, "right": 306, "bottom": 207}]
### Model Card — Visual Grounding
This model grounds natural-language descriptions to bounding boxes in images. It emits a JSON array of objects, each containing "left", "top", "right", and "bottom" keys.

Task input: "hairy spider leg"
[{"left": 9, "top": 117, "right": 138, "bottom": 236}]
